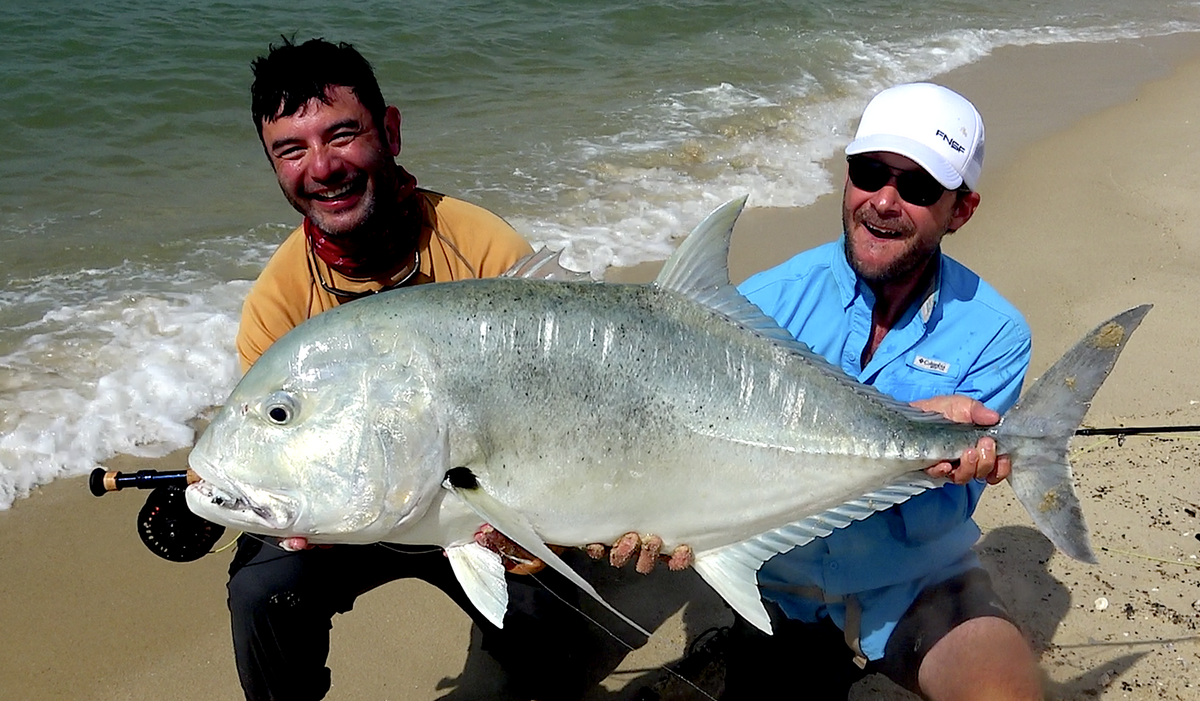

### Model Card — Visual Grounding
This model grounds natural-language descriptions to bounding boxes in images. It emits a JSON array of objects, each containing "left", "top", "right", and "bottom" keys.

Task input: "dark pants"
[
  {"left": 721, "top": 606, "right": 866, "bottom": 701},
  {"left": 227, "top": 535, "right": 589, "bottom": 701},
  {"left": 720, "top": 568, "right": 1013, "bottom": 700}
]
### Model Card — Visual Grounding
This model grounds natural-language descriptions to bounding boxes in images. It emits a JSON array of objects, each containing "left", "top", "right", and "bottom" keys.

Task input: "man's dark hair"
[{"left": 250, "top": 37, "right": 387, "bottom": 139}]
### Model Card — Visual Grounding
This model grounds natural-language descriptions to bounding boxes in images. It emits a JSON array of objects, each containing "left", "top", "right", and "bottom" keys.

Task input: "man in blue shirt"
[{"left": 721, "top": 84, "right": 1041, "bottom": 700}]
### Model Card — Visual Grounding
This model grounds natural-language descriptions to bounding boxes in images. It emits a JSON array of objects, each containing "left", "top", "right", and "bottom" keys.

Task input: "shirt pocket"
[
  {"left": 891, "top": 351, "right": 966, "bottom": 400},
  {"left": 881, "top": 379, "right": 960, "bottom": 407}
]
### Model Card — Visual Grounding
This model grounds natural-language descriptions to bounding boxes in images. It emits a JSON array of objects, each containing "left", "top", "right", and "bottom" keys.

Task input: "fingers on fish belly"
[
  {"left": 608, "top": 532, "right": 642, "bottom": 568},
  {"left": 666, "top": 544, "right": 695, "bottom": 571},
  {"left": 605, "top": 533, "right": 694, "bottom": 573},
  {"left": 635, "top": 536, "right": 662, "bottom": 574},
  {"left": 473, "top": 523, "right": 546, "bottom": 575}
]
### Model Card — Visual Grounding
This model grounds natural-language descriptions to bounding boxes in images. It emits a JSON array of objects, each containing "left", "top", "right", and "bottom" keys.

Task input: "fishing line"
[
  {"left": 1100, "top": 546, "right": 1200, "bottom": 569},
  {"left": 239, "top": 536, "right": 445, "bottom": 560},
  {"left": 211, "top": 530, "right": 242, "bottom": 555},
  {"left": 525, "top": 570, "right": 720, "bottom": 701},
  {"left": 228, "top": 532, "right": 308, "bottom": 568},
  {"left": 377, "top": 543, "right": 444, "bottom": 556},
  {"left": 1169, "top": 494, "right": 1200, "bottom": 512},
  {"left": 232, "top": 537, "right": 722, "bottom": 697}
]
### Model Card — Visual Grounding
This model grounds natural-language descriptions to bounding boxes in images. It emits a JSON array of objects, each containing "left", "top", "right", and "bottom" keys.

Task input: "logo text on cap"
[{"left": 935, "top": 129, "right": 966, "bottom": 154}]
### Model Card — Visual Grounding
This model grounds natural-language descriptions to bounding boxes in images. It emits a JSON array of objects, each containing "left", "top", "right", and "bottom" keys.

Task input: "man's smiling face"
[
  {"left": 260, "top": 85, "right": 401, "bottom": 238},
  {"left": 841, "top": 151, "right": 977, "bottom": 286}
]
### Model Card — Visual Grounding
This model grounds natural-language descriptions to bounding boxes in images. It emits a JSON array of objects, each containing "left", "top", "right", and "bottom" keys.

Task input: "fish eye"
[{"left": 262, "top": 392, "right": 299, "bottom": 425}]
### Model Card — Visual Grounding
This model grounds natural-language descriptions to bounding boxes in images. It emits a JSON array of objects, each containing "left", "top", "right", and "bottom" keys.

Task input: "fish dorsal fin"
[
  {"left": 653, "top": 197, "right": 965, "bottom": 426},
  {"left": 654, "top": 196, "right": 743, "bottom": 296},
  {"left": 503, "top": 247, "right": 594, "bottom": 281},
  {"left": 443, "top": 472, "right": 652, "bottom": 637},
  {"left": 653, "top": 196, "right": 804, "bottom": 348},
  {"left": 691, "top": 474, "right": 943, "bottom": 634}
]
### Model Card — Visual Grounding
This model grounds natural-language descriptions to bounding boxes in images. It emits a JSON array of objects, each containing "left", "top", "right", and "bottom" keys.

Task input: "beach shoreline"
[{"left": 6, "top": 33, "right": 1200, "bottom": 701}]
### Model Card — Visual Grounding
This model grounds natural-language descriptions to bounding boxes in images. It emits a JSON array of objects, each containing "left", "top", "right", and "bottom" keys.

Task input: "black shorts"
[
  {"left": 720, "top": 568, "right": 1014, "bottom": 699},
  {"left": 868, "top": 567, "right": 1013, "bottom": 692}
]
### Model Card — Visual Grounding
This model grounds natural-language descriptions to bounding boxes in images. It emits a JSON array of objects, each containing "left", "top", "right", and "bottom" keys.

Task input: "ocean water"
[{"left": 2, "top": 0, "right": 1199, "bottom": 508}]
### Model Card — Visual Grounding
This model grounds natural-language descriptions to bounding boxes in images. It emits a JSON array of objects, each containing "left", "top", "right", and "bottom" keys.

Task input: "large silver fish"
[{"left": 186, "top": 197, "right": 1148, "bottom": 636}]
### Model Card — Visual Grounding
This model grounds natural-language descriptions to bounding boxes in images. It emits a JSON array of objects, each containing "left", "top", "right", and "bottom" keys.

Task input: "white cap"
[{"left": 845, "top": 83, "right": 985, "bottom": 191}]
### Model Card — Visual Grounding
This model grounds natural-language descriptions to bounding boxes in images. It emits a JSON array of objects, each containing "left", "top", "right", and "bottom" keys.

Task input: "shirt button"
[{"left": 829, "top": 561, "right": 839, "bottom": 571}]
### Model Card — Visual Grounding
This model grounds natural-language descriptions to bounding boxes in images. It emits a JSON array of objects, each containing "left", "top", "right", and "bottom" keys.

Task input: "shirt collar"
[{"left": 917, "top": 255, "right": 942, "bottom": 324}]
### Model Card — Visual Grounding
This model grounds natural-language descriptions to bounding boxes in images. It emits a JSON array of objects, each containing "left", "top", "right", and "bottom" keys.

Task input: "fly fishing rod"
[
  {"left": 1073, "top": 424, "right": 1200, "bottom": 446},
  {"left": 1074, "top": 425, "right": 1200, "bottom": 436},
  {"left": 90, "top": 467, "right": 225, "bottom": 562},
  {"left": 89, "top": 467, "right": 199, "bottom": 496}
]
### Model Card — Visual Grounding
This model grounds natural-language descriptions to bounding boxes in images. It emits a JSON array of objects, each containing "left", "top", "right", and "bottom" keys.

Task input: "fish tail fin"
[{"left": 998, "top": 305, "right": 1151, "bottom": 564}]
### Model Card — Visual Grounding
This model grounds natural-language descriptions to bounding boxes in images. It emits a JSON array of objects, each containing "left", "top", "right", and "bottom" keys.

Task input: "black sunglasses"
[{"left": 846, "top": 156, "right": 948, "bottom": 207}]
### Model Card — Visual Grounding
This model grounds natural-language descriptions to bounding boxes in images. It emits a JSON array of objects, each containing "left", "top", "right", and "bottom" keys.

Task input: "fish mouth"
[{"left": 185, "top": 476, "right": 296, "bottom": 532}]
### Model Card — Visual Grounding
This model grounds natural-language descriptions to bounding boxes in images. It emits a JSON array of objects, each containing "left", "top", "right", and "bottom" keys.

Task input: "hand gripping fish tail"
[{"left": 996, "top": 304, "right": 1151, "bottom": 564}]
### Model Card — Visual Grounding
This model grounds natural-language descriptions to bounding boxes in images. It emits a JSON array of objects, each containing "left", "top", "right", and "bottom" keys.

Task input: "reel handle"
[{"left": 89, "top": 467, "right": 199, "bottom": 497}]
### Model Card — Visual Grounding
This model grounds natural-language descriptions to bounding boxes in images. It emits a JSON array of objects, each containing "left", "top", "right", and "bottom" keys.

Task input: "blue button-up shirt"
[{"left": 737, "top": 237, "right": 1031, "bottom": 660}]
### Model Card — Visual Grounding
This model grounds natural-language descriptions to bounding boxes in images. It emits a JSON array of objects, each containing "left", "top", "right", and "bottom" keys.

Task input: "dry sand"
[{"left": 4, "top": 34, "right": 1200, "bottom": 701}]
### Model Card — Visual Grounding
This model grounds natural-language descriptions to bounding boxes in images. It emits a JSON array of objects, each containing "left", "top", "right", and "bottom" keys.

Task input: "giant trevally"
[{"left": 186, "top": 196, "right": 1148, "bottom": 636}]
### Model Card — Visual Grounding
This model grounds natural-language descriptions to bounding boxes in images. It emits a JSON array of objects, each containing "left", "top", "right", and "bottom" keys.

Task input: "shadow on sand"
[{"left": 434, "top": 525, "right": 1154, "bottom": 700}]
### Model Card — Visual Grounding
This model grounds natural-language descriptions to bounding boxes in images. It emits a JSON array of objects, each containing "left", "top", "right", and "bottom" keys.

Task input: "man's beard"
[
  {"left": 289, "top": 165, "right": 400, "bottom": 239},
  {"left": 842, "top": 231, "right": 939, "bottom": 286},
  {"left": 841, "top": 204, "right": 947, "bottom": 286}
]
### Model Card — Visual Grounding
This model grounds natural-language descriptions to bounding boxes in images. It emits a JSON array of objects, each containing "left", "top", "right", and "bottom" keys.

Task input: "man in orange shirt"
[{"left": 227, "top": 37, "right": 585, "bottom": 701}]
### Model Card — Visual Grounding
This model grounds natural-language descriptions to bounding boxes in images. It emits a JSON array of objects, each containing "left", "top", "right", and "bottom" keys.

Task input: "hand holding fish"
[
  {"left": 595, "top": 533, "right": 694, "bottom": 573},
  {"left": 474, "top": 524, "right": 555, "bottom": 575},
  {"left": 912, "top": 396, "right": 1011, "bottom": 485},
  {"left": 477, "top": 524, "right": 693, "bottom": 575},
  {"left": 277, "top": 537, "right": 332, "bottom": 551}
]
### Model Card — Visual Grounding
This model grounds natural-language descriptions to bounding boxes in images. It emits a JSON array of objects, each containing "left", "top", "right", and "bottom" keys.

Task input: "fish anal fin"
[
  {"left": 694, "top": 476, "right": 943, "bottom": 635},
  {"left": 692, "top": 546, "right": 772, "bottom": 633}
]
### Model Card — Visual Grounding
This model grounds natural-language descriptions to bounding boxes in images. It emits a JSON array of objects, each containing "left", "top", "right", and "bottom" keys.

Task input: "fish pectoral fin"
[
  {"left": 444, "top": 476, "right": 652, "bottom": 637},
  {"left": 445, "top": 542, "right": 509, "bottom": 629},
  {"left": 502, "top": 247, "right": 593, "bottom": 281}
]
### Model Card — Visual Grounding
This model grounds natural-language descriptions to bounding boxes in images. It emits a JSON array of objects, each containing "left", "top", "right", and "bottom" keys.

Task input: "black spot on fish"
[{"left": 445, "top": 466, "right": 478, "bottom": 490}]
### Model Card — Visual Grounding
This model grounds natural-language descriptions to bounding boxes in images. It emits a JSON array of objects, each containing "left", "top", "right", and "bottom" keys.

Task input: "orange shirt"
[{"left": 237, "top": 189, "right": 533, "bottom": 372}]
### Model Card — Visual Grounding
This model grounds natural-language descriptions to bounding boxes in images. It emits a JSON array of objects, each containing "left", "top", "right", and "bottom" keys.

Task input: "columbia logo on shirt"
[{"left": 913, "top": 355, "right": 951, "bottom": 374}]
